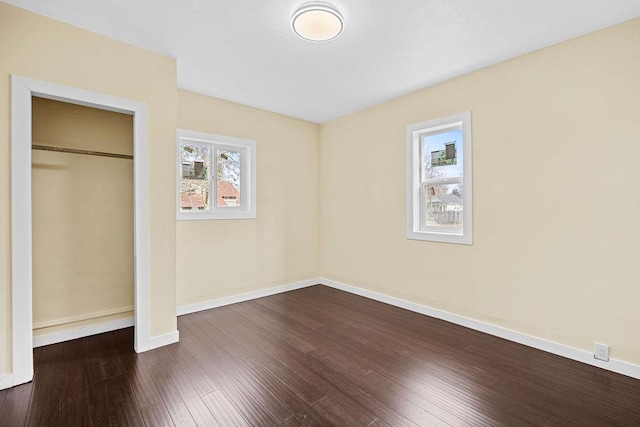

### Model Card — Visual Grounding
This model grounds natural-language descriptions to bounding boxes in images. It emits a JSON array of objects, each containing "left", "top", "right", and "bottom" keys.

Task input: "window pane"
[
  {"left": 423, "top": 183, "right": 463, "bottom": 229},
  {"left": 422, "top": 129, "right": 463, "bottom": 182},
  {"left": 216, "top": 149, "right": 241, "bottom": 207},
  {"left": 180, "top": 143, "right": 210, "bottom": 211}
]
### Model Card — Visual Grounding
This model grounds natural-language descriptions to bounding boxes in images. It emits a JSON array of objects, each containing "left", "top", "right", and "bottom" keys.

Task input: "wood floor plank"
[
  {"left": 316, "top": 324, "right": 505, "bottom": 424},
  {"left": 163, "top": 398, "right": 198, "bottom": 427},
  {"left": 238, "top": 300, "right": 375, "bottom": 376},
  {"left": 98, "top": 332, "right": 126, "bottom": 380},
  {"left": 212, "top": 305, "right": 378, "bottom": 424},
  {"left": 112, "top": 327, "right": 137, "bottom": 373},
  {"left": 297, "top": 287, "right": 470, "bottom": 349},
  {"left": 467, "top": 340, "right": 640, "bottom": 414},
  {"left": 211, "top": 308, "right": 384, "bottom": 425},
  {"left": 306, "top": 313, "right": 523, "bottom": 425},
  {"left": 208, "top": 316, "right": 327, "bottom": 407},
  {"left": 189, "top": 315, "right": 292, "bottom": 424},
  {"left": 265, "top": 294, "right": 372, "bottom": 344},
  {"left": 25, "top": 343, "right": 64, "bottom": 427},
  {"left": 490, "top": 370, "right": 635, "bottom": 425},
  {"left": 139, "top": 401, "right": 175, "bottom": 427},
  {"left": 104, "top": 374, "right": 145, "bottom": 426},
  {"left": 151, "top": 345, "right": 176, "bottom": 367},
  {"left": 182, "top": 397, "right": 220, "bottom": 427},
  {"left": 288, "top": 298, "right": 495, "bottom": 392},
  {"left": 311, "top": 395, "right": 379, "bottom": 427},
  {"left": 145, "top": 358, "right": 185, "bottom": 406},
  {"left": 32, "top": 346, "right": 43, "bottom": 374},
  {"left": 287, "top": 289, "right": 511, "bottom": 397},
  {"left": 292, "top": 288, "right": 477, "bottom": 364},
  {"left": 201, "top": 389, "right": 249, "bottom": 427},
  {"left": 129, "top": 355, "right": 163, "bottom": 409},
  {"left": 167, "top": 337, "right": 219, "bottom": 396},
  {"left": 231, "top": 302, "right": 317, "bottom": 354},
  {"left": 365, "top": 368, "right": 473, "bottom": 426},
  {"left": 257, "top": 296, "right": 325, "bottom": 330},
  {"left": 369, "top": 417, "right": 392, "bottom": 427},
  {"left": 5, "top": 285, "right": 640, "bottom": 426},
  {"left": 0, "top": 382, "right": 33, "bottom": 427},
  {"left": 180, "top": 323, "right": 281, "bottom": 426},
  {"left": 296, "top": 351, "right": 419, "bottom": 427},
  {"left": 230, "top": 353, "right": 329, "bottom": 425},
  {"left": 82, "top": 343, "right": 111, "bottom": 426},
  {"left": 280, "top": 415, "right": 302, "bottom": 426},
  {"left": 201, "top": 311, "right": 334, "bottom": 427},
  {"left": 59, "top": 341, "right": 91, "bottom": 426},
  {"left": 225, "top": 361, "right": 293, "bottom": 423},
  {"left": 0, "top": 388, "right": 7, "bottom": 411},
  {"left": 154, "top": 359, "right": 220, "bottom": 426},
  {"left": 309, "top": 348, "right": 448, "bottom": 426},
  {"left": 143, "top": 356, "right": 217, "bottom": 426}
]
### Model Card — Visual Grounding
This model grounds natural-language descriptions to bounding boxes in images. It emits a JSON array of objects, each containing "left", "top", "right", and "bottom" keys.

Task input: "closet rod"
[{"left": 32, "top": 144, "right": 133, "bottom": 160}]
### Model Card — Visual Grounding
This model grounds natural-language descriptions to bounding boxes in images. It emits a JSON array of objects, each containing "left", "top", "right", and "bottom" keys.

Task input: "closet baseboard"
[
  {"left": 33, "top": 316, "right": 134, "bottom": 348},
  {"left": 33, "top": 306, "right": 134, "bottom": 330}
]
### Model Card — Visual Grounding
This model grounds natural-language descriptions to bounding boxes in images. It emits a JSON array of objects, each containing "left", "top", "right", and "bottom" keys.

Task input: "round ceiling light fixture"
[{"left": 291, "top": 2, "right": 344, "bottom": 42}]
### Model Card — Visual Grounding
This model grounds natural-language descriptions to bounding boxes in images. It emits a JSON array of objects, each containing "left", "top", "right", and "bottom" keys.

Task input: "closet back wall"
[{"left": 31, "top": 97, "right": 134, "bottom": 338}]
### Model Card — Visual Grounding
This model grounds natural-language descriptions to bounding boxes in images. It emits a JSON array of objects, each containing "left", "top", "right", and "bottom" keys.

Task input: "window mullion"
[{"left": 210, "top": 143, "right": 217, "bottom": 213}]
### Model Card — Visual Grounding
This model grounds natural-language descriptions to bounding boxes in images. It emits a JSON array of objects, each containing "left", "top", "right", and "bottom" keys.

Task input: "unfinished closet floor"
[{"left": 1, "top": 285, "right": 640, "bottom": 426}]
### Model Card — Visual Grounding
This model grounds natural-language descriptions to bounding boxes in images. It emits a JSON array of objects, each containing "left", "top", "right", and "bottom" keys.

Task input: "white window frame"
[
  {"left": 406, "top": 111, "right": 472, "bottom": 244},
  {"left": 177, "top": 128, "right": 256, "bottom": 220}
]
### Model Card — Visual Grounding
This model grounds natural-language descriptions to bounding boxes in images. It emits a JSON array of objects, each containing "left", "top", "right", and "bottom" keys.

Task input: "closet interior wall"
[{"left": 31, "top": 97, "right": 134, "bottom": 340}]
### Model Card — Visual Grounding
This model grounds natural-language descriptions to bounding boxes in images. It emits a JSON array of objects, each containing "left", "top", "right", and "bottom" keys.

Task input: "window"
[
  {"left": 406, "top": 112, "right": 472, "bottom": 244},
  {"left": 177, "top": 129, "right": 256, "bottom": 220}
]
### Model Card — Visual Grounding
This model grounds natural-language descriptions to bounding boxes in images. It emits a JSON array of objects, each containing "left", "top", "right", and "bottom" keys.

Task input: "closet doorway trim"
[{"left": 10, "top": 75, "right": 151, "bottom": 386}]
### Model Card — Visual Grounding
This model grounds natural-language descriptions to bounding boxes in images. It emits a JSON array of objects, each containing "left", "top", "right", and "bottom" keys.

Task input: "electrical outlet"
[{"left": 594, "top": 342, "right": 609, "bottom": 362}]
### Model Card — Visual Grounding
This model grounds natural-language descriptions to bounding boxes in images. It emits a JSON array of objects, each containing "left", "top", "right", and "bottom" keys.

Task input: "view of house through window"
[
  {"left": 422, "top": 128, "right": 463, "bottom": 229},
  {"left": 407, "top": 111, "right": 472, "bottom": 244},
  {"left": 216, "top": 149, "right": 241, "bottom": 207},
  {"left": 177, "top": 129, "right": 256, "bottom": 220},
  {"left": 179, "top": 145, "right": 243, "bottom": 211},
  {"left": 180, "top": 143, "right": 211, "bottom": 211}
]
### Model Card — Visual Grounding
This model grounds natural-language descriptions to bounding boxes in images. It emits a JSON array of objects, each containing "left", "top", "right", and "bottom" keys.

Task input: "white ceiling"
[{"left": 5, "top": 0, "right": 640, "bottom": 123}]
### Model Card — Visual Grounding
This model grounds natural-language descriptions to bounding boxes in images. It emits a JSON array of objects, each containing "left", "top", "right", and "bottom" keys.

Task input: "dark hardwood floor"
[{"left": 1, "top": 285, "right": 640, "bottom": 426}]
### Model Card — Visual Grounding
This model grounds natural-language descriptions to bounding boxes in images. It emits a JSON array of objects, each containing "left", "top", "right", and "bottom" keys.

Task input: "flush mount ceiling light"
[{"left": 291, "top": 2, "right": 344, "bottom": 42}]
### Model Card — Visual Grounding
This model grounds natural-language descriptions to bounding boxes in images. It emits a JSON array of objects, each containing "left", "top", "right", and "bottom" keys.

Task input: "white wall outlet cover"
[{"left": 594, "top": 342, "right": 610, "bottom": 362}]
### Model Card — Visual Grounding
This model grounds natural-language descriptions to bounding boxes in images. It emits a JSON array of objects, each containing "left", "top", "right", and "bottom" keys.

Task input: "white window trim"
[
  {"left": 406, "top": 111, "right": 472, "bottom": 244},
  {"left": 177, "top": 128, "right": 256, "bottom": 220}
]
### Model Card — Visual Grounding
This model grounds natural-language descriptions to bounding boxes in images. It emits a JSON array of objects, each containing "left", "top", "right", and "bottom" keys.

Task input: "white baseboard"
[
  {"left": 319, "top": 278, "right": 640, "bottom": 380},
  {"left": 33, "top": 316, "right": 134, "bottom": 348},
  {"left": 177, "top": 279, "right": 318, "bottom": 316},
  {"left": 173, "top": 276, "right": 640, "bottom": 380},
  {"left": 136, "top": 330, "right": 180, "bottom": 353},
  {"left": 6, "top": 277, "right": 637, "bottom": 387},
  {"left": 33, "top": 306, "right": 134, "bottom": 330},
  {"left": 0, "top": 374, "right": 14, "bottom": 391}
]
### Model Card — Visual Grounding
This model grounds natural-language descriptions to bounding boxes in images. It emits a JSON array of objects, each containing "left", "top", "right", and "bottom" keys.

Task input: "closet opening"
[
  {"left": 31, "top": 98, "right": 135, "bottom": 348},
  {"left": 11, "top": 75, "right": 152, "bottom": 387}
]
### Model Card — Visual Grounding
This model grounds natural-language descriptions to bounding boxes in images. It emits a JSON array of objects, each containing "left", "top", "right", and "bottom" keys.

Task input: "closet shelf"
[{"left": 32, "top": 144, "right": 133, "bottom": 160}]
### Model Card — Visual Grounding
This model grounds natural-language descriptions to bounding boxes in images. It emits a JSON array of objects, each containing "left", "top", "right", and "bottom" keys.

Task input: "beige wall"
[
  {"left": 2, "top": 1, "right": 639, "bottom": 379},
  {"left": 0, "top": 3, "right": 177, "bottom": 374},
  {"left": 32, "top": 98, "right": 134, "bottom": 336},
  {"left": 320, "top": 18, "right": 640, "bottom": 365},
  {"left": 176, "top": 90, "right": 319, "bottom": 306}
]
